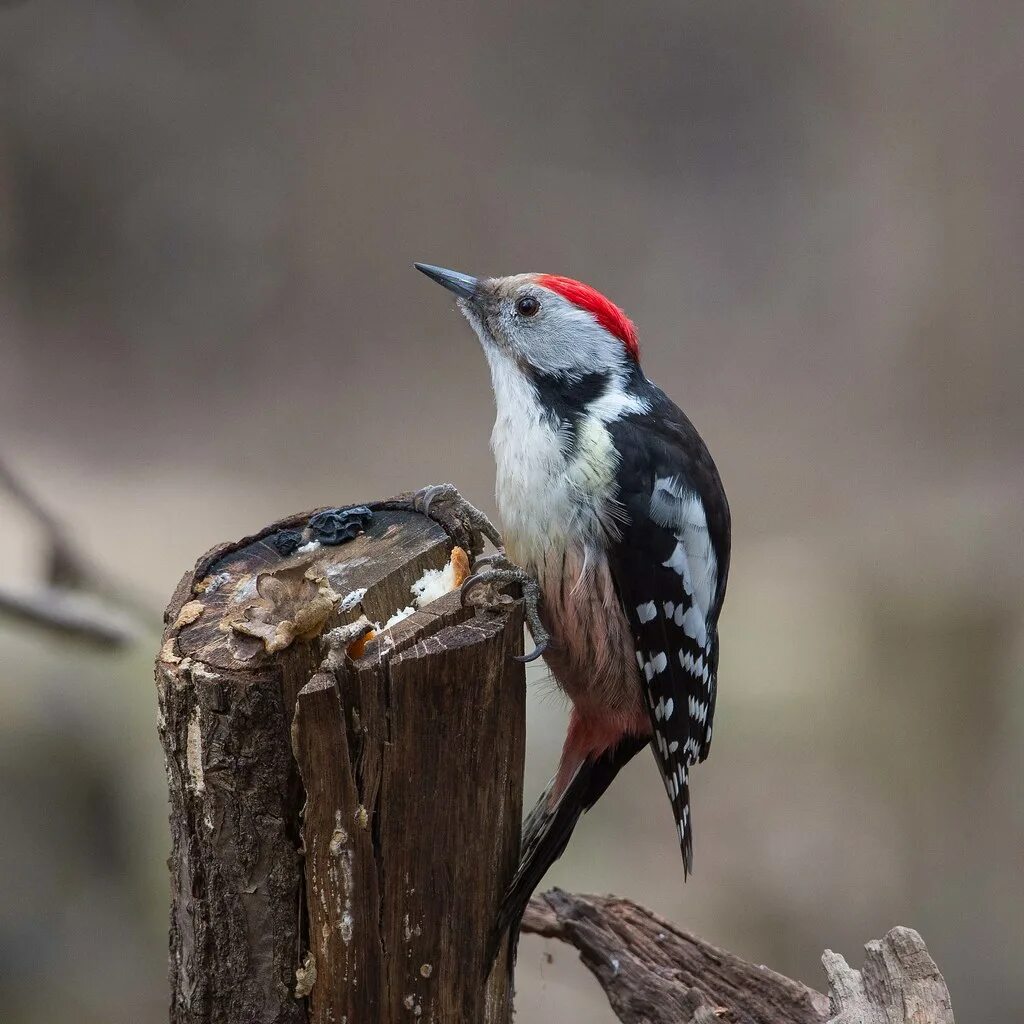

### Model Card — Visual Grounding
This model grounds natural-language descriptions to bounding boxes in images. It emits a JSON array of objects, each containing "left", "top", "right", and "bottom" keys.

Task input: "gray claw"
[
  {"left": 459, "top": 558, "right": 550, "bottom": 664},
  {"left": 414, "top": 483, "right": 447, "bottom": 519},
  {"left": 515, "top": 638, "right": 549, "bottom": 664},
  {"left": 412, "top": 483, "right": 504, "bottom": 550},
  {"left": 460, "top": 572, "right": 486, "bottom": 606}
]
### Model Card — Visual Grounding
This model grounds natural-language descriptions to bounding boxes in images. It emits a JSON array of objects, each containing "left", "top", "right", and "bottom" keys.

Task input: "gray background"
[{"left": 1, "top": 2, "right": 1022, "bottom": 1021}]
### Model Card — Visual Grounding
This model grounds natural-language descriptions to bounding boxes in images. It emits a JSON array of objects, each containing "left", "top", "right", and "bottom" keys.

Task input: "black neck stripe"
[{"left": 528, "top": 368, "right": 611, "bottom": 448}]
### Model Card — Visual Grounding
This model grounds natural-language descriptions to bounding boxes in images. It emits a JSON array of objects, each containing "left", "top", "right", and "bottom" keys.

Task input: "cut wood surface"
[
  {"left": 524, "top": 890, "right": 955, "bottom": 1024},
  {"left": 156, "top": 488, "right": 525, "bottom": 1024}
]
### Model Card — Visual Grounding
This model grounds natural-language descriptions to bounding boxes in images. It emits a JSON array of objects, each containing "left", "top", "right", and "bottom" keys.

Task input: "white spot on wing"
[
  {"left": 651, "top": 651, "right": 667, "bottom": 674},
  {"left": 688, "top": 696, "right": 708, "bottom": 725},
  {"left": 636, "top": 601, "right": 657, "bottom": 623},
  {"left": 681, "top": 606, "right": 707, "bottom": 646}
]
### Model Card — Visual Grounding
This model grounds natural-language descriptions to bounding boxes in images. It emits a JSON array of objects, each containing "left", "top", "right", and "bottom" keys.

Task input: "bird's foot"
[
  {"left": 461, "top": 554, "right": 550, "bottom": 664},
  {"left": 412, "top": 483, "right": 503, "bottom": 550}
]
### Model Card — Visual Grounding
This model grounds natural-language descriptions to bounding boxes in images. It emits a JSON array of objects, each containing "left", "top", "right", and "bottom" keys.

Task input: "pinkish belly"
[{"left": 533, "top": 544, "right": 648, "bottom": 732}]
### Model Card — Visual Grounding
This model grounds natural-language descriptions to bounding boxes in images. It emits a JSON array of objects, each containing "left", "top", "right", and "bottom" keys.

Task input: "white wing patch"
[
  {"left": 650, "top": 476, "right": 718, "bottom": 623},
  {"left": 680, "top": 605, "right": 707, "bottom": 647},
  {"left": 636, "top": 600, "right": 658, "bottom": 623}
]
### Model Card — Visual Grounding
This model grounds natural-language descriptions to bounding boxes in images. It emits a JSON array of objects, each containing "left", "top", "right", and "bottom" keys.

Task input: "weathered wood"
[
  {"left": 291, "top": 672, "right": 366, "bottom": 1014},
  {"left": 822, "top": 926, "right": 954, "bottom": 1024},
  {"left": 524, "top": 890, "right": 828, "bottom": 1024},
  {"left": 379, "top": 608, "right": 525, "bottom": 1021},
  {"left": 523, "top": 891, "right": 955, "bottom": 1024},
  {"left": 157, "top": 489, "right": 525, "bottom": 1024}
]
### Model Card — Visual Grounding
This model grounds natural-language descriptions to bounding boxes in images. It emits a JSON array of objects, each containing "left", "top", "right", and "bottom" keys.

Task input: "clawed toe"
[
  {"left": 460, "top": 560, "right": 550, "bottom": 664},
  {"left": 412, "top": 483, "right": 504, "bottom": 550},
  {"left": 459, "top": 571, "right": 489, "bottom": 606},
  {"left": 515, "top": 638, "right": 549, "bottom": 664},
  {"left": 466, "top": 551, "right": 506, "bottom": 572},
  {"left": 413, "top": 490, "right": 549, "bottom": 662},
  {"left": 412, "top": 482, "right": 451, "bottom": 519}
]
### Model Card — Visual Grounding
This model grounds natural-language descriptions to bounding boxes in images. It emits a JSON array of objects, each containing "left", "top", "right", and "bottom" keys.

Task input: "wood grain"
[{"left": 157, "top": 489, "right": 523, "bottom": 1024}]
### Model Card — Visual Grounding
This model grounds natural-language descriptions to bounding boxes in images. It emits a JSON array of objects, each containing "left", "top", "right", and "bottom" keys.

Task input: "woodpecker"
[{"left": 415, "top": 263, "right": 731, "bottom": 947}]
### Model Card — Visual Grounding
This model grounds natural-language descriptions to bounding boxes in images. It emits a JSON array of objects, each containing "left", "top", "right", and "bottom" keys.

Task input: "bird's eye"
[{"left": 515, "top": 295, "right": 540, "bottom": 317}]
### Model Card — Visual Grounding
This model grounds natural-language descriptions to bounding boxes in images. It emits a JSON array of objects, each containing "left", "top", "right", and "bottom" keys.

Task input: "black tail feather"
[{"left": 487, "top": 735, "right": 647, "bottom": 966}]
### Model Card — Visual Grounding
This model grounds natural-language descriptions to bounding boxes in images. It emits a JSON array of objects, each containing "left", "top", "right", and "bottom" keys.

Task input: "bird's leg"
[
  {"left": 413, "top": 484, "right": 547, "bottom": 661},
  {"left": 411, "top": 483, "right": 503, "bottom": 550},
  {"left": 461, "top": 554, "right": 550, "bottom": 664}
]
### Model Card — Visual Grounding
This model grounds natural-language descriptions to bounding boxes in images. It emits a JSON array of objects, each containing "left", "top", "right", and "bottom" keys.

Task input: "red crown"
[{"left": 537, "top": 275, "right": 639, "bottom": 361}]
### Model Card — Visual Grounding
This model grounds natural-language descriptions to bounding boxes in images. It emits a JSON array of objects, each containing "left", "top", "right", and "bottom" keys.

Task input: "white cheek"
[{"left": 515, "top": 300, "right": 625, "bottom": 372}]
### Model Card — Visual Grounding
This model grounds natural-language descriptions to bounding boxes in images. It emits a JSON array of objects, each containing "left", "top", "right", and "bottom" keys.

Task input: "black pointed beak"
[{"left": 414, "top": 262, "right": 479, "bottom": 301}]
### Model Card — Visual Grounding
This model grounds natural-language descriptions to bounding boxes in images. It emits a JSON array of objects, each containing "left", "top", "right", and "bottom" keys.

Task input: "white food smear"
[
  {"left": 383, "top": 606, "right": 415, "bottom": 630},
  {"left": 410, "top": 560, "right": 458, "bottom": 608},
  {"left": 339, "top": 588, "right": 367, "bottom": 613},
  {"left": 201, "top": 571, "right": 231, "bottom": 595},
  {"left": 360, "top": 554, "right": 463, "bottom": 640}
]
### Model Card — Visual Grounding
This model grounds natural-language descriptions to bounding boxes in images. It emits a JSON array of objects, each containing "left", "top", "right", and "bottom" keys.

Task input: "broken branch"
[{"left": 523, "top": 890, "right": 954, "bottom": 1024}]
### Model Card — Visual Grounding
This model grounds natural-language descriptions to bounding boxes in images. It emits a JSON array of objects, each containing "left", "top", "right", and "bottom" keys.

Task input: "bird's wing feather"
[{"left": 606, "top": 394, "right": 729, "bottom": 873}]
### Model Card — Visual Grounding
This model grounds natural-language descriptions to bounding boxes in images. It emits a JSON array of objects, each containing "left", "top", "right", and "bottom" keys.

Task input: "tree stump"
[{"left": 156, "top": 490, "right": 526, "bottom": 1024}]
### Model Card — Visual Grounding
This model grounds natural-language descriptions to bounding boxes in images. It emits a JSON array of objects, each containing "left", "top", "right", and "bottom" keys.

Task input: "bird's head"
[{"left": 415, "top": 263, "right": 640, "bottom": 381}]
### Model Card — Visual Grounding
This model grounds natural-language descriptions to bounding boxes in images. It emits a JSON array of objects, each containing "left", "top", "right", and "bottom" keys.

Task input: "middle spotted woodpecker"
[{"left": 415, "top": 263, "right": 731, "bottom": 947}]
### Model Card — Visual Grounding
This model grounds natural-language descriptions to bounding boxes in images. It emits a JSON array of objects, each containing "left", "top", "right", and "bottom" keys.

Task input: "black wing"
[{"left": 606, "top": 379, "right": 730, "bottom": 874}]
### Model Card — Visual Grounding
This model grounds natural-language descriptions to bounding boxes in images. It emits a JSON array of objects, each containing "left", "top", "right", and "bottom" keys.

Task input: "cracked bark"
[{"left": 157, "top": 489, "right": 525, "bottom": 1024}]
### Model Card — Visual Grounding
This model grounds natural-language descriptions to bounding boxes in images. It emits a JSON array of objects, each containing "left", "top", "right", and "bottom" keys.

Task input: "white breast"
[
  {"left": 483, "top": 347, "right": 654, "bottom": 723},
  {"left": 484, "top": 349, "right": 616, "bottom": 572}
]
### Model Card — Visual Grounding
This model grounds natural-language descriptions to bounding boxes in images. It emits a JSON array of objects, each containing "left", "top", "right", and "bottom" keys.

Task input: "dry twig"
[{"left": 0, "top": 454, "right": 150, "bottom": 645}]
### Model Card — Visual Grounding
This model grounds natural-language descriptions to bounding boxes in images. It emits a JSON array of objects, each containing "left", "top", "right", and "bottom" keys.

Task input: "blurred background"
[{"left": 1, "top": 1, "right": 1022, "bottom": 1021}]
